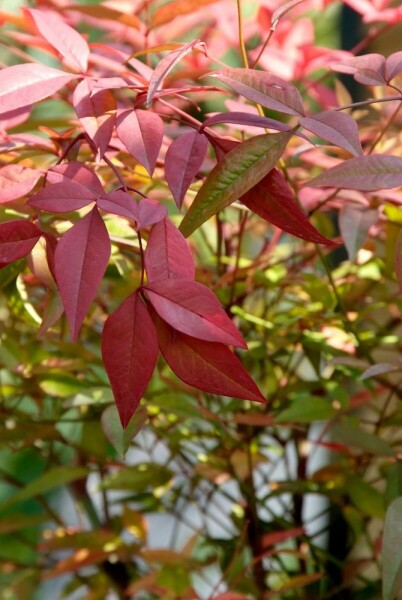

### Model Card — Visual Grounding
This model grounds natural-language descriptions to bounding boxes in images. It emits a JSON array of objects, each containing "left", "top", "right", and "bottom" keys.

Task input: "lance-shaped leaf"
[
  {"left": 0, "top": 220, "right": 41, "bottom": 266},
  {"left": 146, "top": 39, "right": 205, "bottom": 107},
  {"left": 154, "top": 314, "right": 265, "bottom": 403},
  {"left": 145, "top": 218, "right": 195, "bottom": 283},
  {"left": 151, "top": 0, "right": 221, "bottom": 27},
  {"left": 73, "top": 79, "right": 116, "bottom": 159},
  {"left": 179, "top": 130, "right": 293, "bottom": 237},
  {"left": 201, "top": 112, "right": 293, "bottom": 133},
  {"left": 47, "top": 162, "right": 104, "bottom": 196},
  {"left": 210, "top": 68, "right": 305, "bottom": 116},
  {"left": 0, "top": 63, "right": 77, "bottom": 114},
  {"left": 63, "top": 4, "right": 141, "bottom": 29},
  {"left": 28, "top": 181, "right": 97, "bottom": 213},
  {"left": 102, "top": 291, "right": 159, "bottom": 429},
  {"left": 144, "top": 279, "right": 247, "bottom": 348},
  {"left": 165, "top": 130, "right": 208, "bottom": 209},
  {"left": 0, "top": 164, "right": 41, "bottom": 203},
  {"left": 27, "top": 8, "right": 90, "bottom": 73},
  {"left": 116, "top": 109, "right": 163, "bottom": 176},
  {"left": 304, "top": 155, "right": 402, "bottom": 191},
  {"left": 333, "top": 54, "right": 386, "bottom": 86},
  {"left": 98, "top": 192, "right": 166, "bottom": 229},
  {"left": 241, "top": 168, "right": 333, "bottom": 244},
  {"left": 55, "top": 207, "right": 110, "bottom": 341},
  {"left": 299, "top": 111, "right": 363, "bottom": 156}
]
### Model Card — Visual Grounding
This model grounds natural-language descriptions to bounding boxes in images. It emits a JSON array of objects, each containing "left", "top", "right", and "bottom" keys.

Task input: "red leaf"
[
  {"left": 144, "top": 279, "right": 247, "bottom": 349},
  {"left": 27, "top": 8, "right": 90, "bottom": 73},
  {"left": 116, "top": 109, "right": 163, "bottom": 176},
  {"left": 0, "top": 220, "right": 41, "bottom": 265},
  {"left": 262, "top": 527, "right": 304, "bottom": 549},
  {"left": 54, "top": 207, "right": 110, "bottom": 340},
  {"left": 28, "top": 181, "right": 97, "bottom": 213},
  {"left": 154, "top": 314, "right": 265, "bottom": 403},
  {"left": 98, "top": 192, "right": 167, "bottom": 229},
  {"left": 47, "top": 162, "right": 104, "bottom": 196},
  {"left": 102, "top": 290, "right": 159, "bottom": 429},
  {"left": 299, "top": 111, "right": 363, "bottom": 156},
  {"left": 242, "top": 168, "right": 333, "bottom": 244},
  {"left": 0, "top": 164, "right": 41, "bottom": 203},
  {"left": 146, "top": 39, "right": 205, "bottom": 107},
  {"left": 136, "top": 198, "right": 167, "bottom": 229},
  {"left": 165, "top": 130, "right": 208, "bottom": 209},
  {"left": 0, "top": 63, "right": 77, "bottom": 114},
  {"left": 73, "top": 79, "right": 116, "bottom": 159},
  {"left": 210, "top": 68, "right": 305, "bottom": 116},
  {"left": 144, "top": 218, "right": 195, "bottom": 283},
  {"left": 304, "top": 155, "right": 402, "bottom": 191}
]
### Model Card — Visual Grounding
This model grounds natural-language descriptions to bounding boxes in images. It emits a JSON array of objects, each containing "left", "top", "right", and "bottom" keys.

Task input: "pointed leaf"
[
  {"left": 360, "top": 362, "right": 401, "bottom": 380},
  {"left": 179, "top": 130, "right": 293, "bottom": 237},
  {"left": 98, "top": 190, "right": 138, "bottom": 221},
  {"left": 73, "top": 79, "right": 116, "bottom": 159},
  {"left": 146, "top": 39, "right": 205, "bottom": 107},
  {"left": 0, "top": 164, "right": 41, "bottom": 203},
  {"left": 383, "top": 498, "right": 402, "bottom": 600},
  {"left": 28, "top": 181, "right": 97, "bottom": 213},
  {"left": 339, "top": 205, "right": 377, "bottom": 260},
  {"left": 202, "top": 112, "right": 293, "bottom": 133},
  {"left": 55, "top": 207, "right": 111, "bottom": 340},
  {"left": 0, "top": 63, "right": 77, "bottom": 114},
  {"left": 47, "top": 162, "right": 104, "bottom": 196},
  {"left": 300, "top": 111, "right": 363, "bottom": 156},
  {"left": 210, "top": 68, "right": 305, "bottom": 116},
  {"left": 101, "top": 404, "right": 148, "bottom": 458},
  {"left": 386, "top": 51, "right": 402, "bottom": 82},
  {"left": 0, "top": 220, "right": 41, "bottom": 265},
  {"left": 38, "top": 290, "right": 64, "bottom": 336},
  {"left": 102, "top": 291, "right": 159, "bottom": 428},
  {"left": 333, "top": 54, "right": 386, "bottom": 86},
  {"left": 27, "top": 8, "right": 90, "bottom": 73},
  {"left": 144, "top": 279, "right": 247, "bottom": 348},
  {"left": 63, "top": 4, "right": 141, "bottom": 29},
  {"left": 116, "top": 109, "right": 163, "bottom": 176},
  {"left": 165, "top": 130, "right": 208, "bottom": 209},
  {"left": 241, "top": 168, "right": 333, "bottom": 244},
  {"left": 136, "top": 198, "right": 167, "bottom": 229},
  {"left": 151, "top": 0, "right": 221, "bottom": 27},
  {"left": 144, "top": 218, "right": 195, "bottom": 283},
  {"left": 305, "top": 155, "right": 402, "bottom": 191},
  {"left": 154, "top": 314, "right": 265, "bottom": 402}
]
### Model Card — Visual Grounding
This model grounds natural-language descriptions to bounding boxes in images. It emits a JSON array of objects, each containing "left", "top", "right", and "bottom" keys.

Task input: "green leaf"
[
  {"left": 101, "top": 404, "right": 148, "bottom": 458},
  {"left": 383, "top": 497, "right": 402, "bottom": 600},
  {"left": 179, "top": 131, "right": 293, "bottom": 237},
  {"left": 276, "top": 397, "right": 336, "bottom": 423},
  {"left": 101, "top": 464, "right": 173, "bottom": 490},
  {"left": 347, "top": 476, "right": 385, "bottom": 519},
  {"left": 332, "top": 421, "right": 394, "bottom": 456}
]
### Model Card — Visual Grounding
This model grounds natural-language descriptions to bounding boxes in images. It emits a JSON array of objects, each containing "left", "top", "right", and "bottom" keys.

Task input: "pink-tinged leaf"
[
  {"left": 151, "top": 0, "right": 221, "bottom": 27},
  {"left": 262, "top": 527, "right": 304, "bottom": 549},
  {"left": 98, "top": 192, "right": 167, "bottom": 229},
  {"left": 202, "top": 112, "right": 293, "bottom": 133},
  {"left": 27, "top": 181, "right": 97, "bottom": 213},
  {"left": 299, "top": 111, "right": 363, "bottom": 156},
  {"left": 144, "top": 279, "right": 247, "bottom": 349},
  {"left": 0, "top": 220, "right": 41, "bottom": 265},
  {"left": 0, "top": 164, "right": 41, "bottom": 203},
  {"left": 0, "top": 64, "right": 77, "bottom": 114},
  {"left": 73, "top": 79, "right": 116, "bottom": 159},
  {"left": 154, "top": 314, "right": 265, "bottom": 403},
  {"left": 332, "top": 54, "right": 386, "bottom": 86},
  {"left": 165, "top": 131, "right": 208, "bottom": 209},
  {"left": 136, "top": 198, "right": 167, "bottom": 229},
  {"left": 144, "top": 218, "right": 195, "bottom": 283},
  {"left": 102, "top": 290, "right": 159, "bottom": 429},
  {"left": 55, "top": 207, "right": 110, "bottom": 341},
  {"left": 0, "top": 106, "right": 32, "bottom": 131},
  {"left": 27, "top": 8, "right": 90, "bottom": 73},
  {"left": 385, "top": 51, "right": 402, "bottom": 82},
  {"left": 63, "top": 4, "right": 141, "bottom": 30},
  {"left": 47, "top": 162, "right": 104, "bottom": 196},
  {"left": 241, "top": 168, "right": 333, "bottom": 244},
  {"left": 179, "top": 130, "right": 293, "bottom": 238},
  {"left": 146, "top": 39, "right": 205, "bottom": 108},
  {"left": 116, "top": 109, "right": 164, "bottom": 176},
  {"left": 210, "top": 68, "right": 305, "bottom": 116},
  {"left": 304, "top": 155, "right": 402, "bottom": 191},
  {"left": 338, "top": 205, "right": 377, "bottom": 260}
]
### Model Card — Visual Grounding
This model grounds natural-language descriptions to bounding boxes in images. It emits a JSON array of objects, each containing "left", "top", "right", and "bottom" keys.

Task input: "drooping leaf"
[
  {"left": 241, "top": 168, "right": 333, "bottom": 244},
  {"left": 338, "top": 205, "right": 377, "bottom": 260},
  {"left": 210, "top": 68, "right": 305, "bottom": 116},
  {"left": 27, "top": 8, "right": 90, "bottom": 73},
  {"left": 0, "top": 164, "right": 41, "bottom": 203},
  {"left": 101, "top": 404, "right": 148, "bottom": 458},
  {"left": 385, "top": 51, "right": 402, "bottom": 82},
  {"left": 0, "top": 63, "right": 77, "bottom": 114},
  {"left": 28, "top": 181, "right": 97, "bottom": 213},
  {"left": 144, "top": 279, "right": 247, "bottom": 348},
  {"left": 144, "top": 218, "right": 195, "bottom": 283},
  {"left": 73, "top": 79, "right": 116, "bottom": 159},
  {"left": 55, "top": 207, "right": 111, "bottom": 340},
  {"left": 299, "top": 111, "right": 363, "bottom": 156},
  {"left": 151, "top": 0, "right": 221, "bottom": 27},
  {"left": 0, "top": 220, "right": 41, "bottom": 266},
  {"left": 165, "top": 130, "right": 208, "bottom": 209},
  {"left": 47, "top": 162, "right": 104, "bottom": 196},
  {"left": 179, "top": 130, "right": 293, "bottom": 237},
  {"left": 154, "top": 314, "right": 265, "bottom": 403},
  {"left": 383, "top": 498, "right": 402, "bottom": 600},
  {"left": 305, "top": 155, "right": 402, "bottom": 191},
  {"left": 116, "top": 109, "right": 164, "bottom": 176},
  {"left": 202, "top": 112, "right": 293, "bottom": 133},
  {"left": 333, "top": 54, "right": 386, "bottom": 86},
  {"left": 146, "top": 39, "right": 205, "bottom": 107},
  {"left": 0, "top": 105, "right": 32, "bottom": 130}
]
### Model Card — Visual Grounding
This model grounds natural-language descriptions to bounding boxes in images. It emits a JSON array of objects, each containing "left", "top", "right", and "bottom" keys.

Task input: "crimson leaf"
[
  {"left": 0, "top": 220, "right": 41, "bottom": 266},
  {"left": 144, "top": 218, "right": 195, "bottom": 283},
  {"left": 28, "top": 181, "right": 97, "bottom": 213},
  {"left": 98, "top": 192, "right": 167, "bottom": 229},
  {"left": 116, "top": 109, "right": 163, "bottom": 176},
  {"left": 47, "top": 162, "right": 104, "bottom": 196}
]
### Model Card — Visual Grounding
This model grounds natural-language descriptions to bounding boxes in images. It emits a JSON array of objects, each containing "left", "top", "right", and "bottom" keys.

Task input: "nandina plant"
[{"left": 2, "top": 0, "right": 402, "bottom": 598}]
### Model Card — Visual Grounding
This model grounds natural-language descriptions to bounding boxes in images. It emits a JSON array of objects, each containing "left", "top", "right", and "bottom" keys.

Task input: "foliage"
[{"left": 1, "top": 0, "right": 402, "bottom": 598}]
